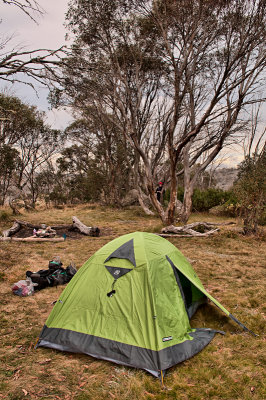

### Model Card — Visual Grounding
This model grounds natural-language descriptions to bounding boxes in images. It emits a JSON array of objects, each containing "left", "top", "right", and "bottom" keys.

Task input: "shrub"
[
  {"left": 233, "top": 147, "right": 265, "bottom": 233},
  {"left": 0, "top": 210, "right": 10, "bottom": 221},
  {"left": 160, "top": 187, "right": 237, "bottom": 213},
  {"left": 192, "top": 188, "right": 236, "bottom": 212}
]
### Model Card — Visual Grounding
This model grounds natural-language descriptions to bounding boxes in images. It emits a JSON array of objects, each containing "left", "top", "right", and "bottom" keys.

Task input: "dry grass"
[{"left": 0, "top": 205, "right": 265, "bottom": 400}]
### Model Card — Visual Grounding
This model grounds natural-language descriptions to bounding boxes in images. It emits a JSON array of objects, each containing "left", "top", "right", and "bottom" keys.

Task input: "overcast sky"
[{"left": 0, "top": 0, "right": 72, "bottom": 129}]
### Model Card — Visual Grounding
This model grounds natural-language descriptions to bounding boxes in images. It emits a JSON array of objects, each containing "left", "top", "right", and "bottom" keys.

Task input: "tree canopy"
[
  {"left": 57, "top": 0, "right": 266, "bottom": 224},
  {"left": 0, "top": 93, "right": 63, "bottom": 207}
]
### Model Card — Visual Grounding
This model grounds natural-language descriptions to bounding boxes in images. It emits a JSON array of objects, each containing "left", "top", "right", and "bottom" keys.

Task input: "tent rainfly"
[{"left": 36, "top": 232, "right": 254, "bottom": 378}]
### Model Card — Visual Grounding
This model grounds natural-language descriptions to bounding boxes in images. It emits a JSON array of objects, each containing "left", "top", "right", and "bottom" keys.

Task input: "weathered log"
[
  {"left": 72, "top": 216, "right": 100, "bottom": 237},
  {"left": 3, "top": 221, "right": 21, "bottom": 237},
  {"left": 9, "top": 220, "right": 74, "bottom": 230},
  {"left": 159, "top": 231, "right": 219, "bottom": 238},
  {"left": 14, "top": 237, "right": 64, "bottom": 242},
  {"left": 161, "top": 222, "right": 220, "bottom": 237},
  {"left": 51, "top": 224, "right": 73, "bottom": 230},
  {"left": 0, "top": 236, "right": 64, "bottom": 242}
]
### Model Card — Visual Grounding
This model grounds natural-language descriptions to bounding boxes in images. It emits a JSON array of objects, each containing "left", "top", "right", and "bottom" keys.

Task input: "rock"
[{"left": 121, "top": 189, "right": 150, "bottom": 207}]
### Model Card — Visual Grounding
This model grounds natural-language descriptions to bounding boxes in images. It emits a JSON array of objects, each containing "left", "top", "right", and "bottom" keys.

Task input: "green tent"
[{"left": 37, "top": 232, "right": 252, "bottom": 378}]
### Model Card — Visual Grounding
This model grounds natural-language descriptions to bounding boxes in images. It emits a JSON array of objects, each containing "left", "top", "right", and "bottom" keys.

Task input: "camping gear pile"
[
  {"left": 36, "top": 232, "right": 253, "bottom": 378},
  {"left": 33, "top": 225, "right": 56, "bottom": 238},
  {"left": 12, "top": 257, "right": 77, "bottom": 296}
]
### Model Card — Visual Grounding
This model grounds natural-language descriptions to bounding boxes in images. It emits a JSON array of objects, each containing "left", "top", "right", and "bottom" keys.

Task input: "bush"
[
  {"left": 233, "top": 148, "right": 266, "bottom": 233},
  {"left": 0, "top": 210, "right": 10, "bottom": 221},
  {"left": 192, "top": 188, "right": 237, "bottom": 212},
  {"left": 164, "top": 187, "right": 184, "bottom": 204},
  {"left": 161, "top": 187, "right": 237, "bottom": 213},
  {"left": 48, "top": 189, "right": 68, "bottom": 206}
]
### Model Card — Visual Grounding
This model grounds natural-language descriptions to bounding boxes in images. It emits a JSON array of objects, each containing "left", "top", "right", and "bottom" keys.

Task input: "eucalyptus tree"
[
  {"left": 233, "top": 106, "right": 266, "bottom": 235},
  {"left": 62, "top": 0, "right": 266, "bottom": 224},
  {"left": 64, "top": 114, "right": 134, "bottom": 206},
  {"left": 0, "top": 144, "right": 20, "bottom": 204},
  {"left": 137, "top": 0, "right": 266, "bottom": 223},
  {"left": 60, "top": 0, "right": 168, "bottom": 213},
  {"left": 0, "top": 93, "right": 64, "bottom": 207},
  {"left": 234, "top": 142, "right": 265, "bottom": 235}
]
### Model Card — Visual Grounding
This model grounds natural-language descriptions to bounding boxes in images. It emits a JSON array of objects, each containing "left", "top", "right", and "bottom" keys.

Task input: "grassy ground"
[{"left": 0, "top": 204, "right": 265, "bottom": 400}]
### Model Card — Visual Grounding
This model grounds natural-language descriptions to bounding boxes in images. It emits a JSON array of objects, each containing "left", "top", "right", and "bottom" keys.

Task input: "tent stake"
[{"left": 160, "top": 370, "right": 164, "bottom": 386}]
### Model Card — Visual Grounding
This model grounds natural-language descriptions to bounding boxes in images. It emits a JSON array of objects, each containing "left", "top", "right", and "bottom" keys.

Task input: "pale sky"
[{"left": 0, "top": 0, "right": 72, "bottom": 129}]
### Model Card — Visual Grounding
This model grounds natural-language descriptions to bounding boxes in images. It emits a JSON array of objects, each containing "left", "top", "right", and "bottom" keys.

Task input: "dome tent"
[{"left": 36, "top": 232, "right": 253, "bottom": 378}]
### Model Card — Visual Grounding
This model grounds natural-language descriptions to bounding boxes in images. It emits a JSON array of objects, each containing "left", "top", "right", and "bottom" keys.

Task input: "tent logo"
[
  {"left": 162, "top": 336, "right": 173, "bottom": 342},
  {"left": 114, "top": 269, "right": 121, "bottom": 276}
]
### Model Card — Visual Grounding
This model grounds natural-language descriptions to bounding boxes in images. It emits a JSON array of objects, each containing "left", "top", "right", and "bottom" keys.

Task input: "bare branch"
[{"left": 2, "top": 0, "right": 44, "bottom": 22}]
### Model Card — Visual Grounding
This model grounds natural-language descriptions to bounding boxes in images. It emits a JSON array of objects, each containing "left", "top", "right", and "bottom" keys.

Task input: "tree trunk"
[
  {"left": 166, "top": 171, "right": 177, "bottom": 225},
  {"left": 137, "top": 189, "right": 155, "bottom": 216},
  {"left": 131, "top": 138, "right": 167, "bottom": 223},
  {"left": 180, "top": 185, "right": 194, "bottom": 224},
  {"left": 9, "top": 199, "right": 21, "bottom": 215},
  {"left": 180, "top": 144, "right": 194, "bottom": 224},
  {"left": 147, "top": 186, "right": 168, "bottom": 224},
  {"left": 243, "top": 211, "right": 258, "bottom": 235}
]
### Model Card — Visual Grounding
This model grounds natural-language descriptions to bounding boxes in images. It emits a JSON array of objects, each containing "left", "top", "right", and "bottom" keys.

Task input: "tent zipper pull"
[{"left": 107, "top": 279, "right": 117, "bottom": 297}]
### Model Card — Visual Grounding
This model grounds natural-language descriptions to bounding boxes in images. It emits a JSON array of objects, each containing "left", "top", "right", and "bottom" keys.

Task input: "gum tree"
[
  {"left": 62, "top": 0, "right": 266, "bottom": 225},
  {"left": 0, "top": 93, "right": 63, "bottom": 208}
]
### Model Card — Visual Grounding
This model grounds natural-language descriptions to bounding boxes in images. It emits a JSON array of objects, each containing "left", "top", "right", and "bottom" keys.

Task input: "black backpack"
[{"left": 25, "top": 261, "right": 77, "bottom": 291}]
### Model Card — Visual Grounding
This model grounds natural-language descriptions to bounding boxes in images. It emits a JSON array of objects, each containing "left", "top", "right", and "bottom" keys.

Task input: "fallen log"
[
  {"left": 3, "top": 221, "right": 21, "bottom": 237},
  {"left": 160, "top": 222, "right": 220, "bottom": 237},
  {"left": 15, "top": 237, "right": 63, "bottom": 242},
  {"left": 72, "top": 216, "right": 100, "bottom": 237},
  {"left": 0, "top": 236, "right": 64, "bottom": 242},
  {"left": 14, "top": 220, "right": 73, "bottom": 230}
]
